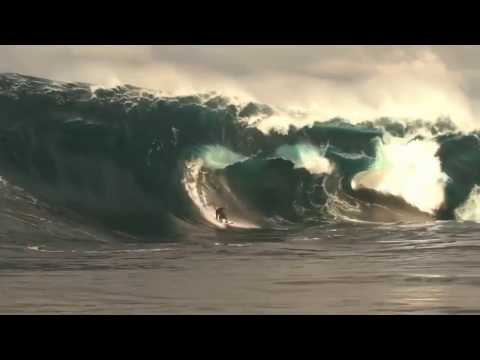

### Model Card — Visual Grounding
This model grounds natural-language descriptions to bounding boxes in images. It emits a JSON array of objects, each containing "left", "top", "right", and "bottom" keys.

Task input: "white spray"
[
  {"left": 455, "top": 185, "right": 480, "bottom": 222},
  {"left": 351, "top": 134, "right": 449, "bottom": 214}
]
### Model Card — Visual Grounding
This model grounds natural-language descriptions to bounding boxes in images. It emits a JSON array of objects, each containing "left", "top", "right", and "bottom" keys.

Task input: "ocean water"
[
  {"left": 2, "top": 73, "right": 480, "bottom": 314},
  {"left": 3, "top": 222, "right": 480, "bottom": 314}
]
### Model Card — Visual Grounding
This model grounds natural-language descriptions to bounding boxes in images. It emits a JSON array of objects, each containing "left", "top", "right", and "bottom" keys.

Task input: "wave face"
[{"left": 0, "top": 73, "right": 479, "bottom": 241}]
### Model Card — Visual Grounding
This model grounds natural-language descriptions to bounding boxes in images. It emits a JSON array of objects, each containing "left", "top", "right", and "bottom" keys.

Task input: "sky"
[{"left": 1, "top": 45, "right": 480, "bottom": 130}]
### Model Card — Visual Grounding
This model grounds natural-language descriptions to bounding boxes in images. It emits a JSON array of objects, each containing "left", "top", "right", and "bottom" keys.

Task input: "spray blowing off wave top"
[{"left": 1, "top": 73, "right": 480, "bottom": 240}]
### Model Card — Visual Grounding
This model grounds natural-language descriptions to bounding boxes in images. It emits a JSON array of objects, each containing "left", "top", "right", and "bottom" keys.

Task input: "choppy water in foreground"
[{"left": 3, "top": 221, "right": 480, "bottom": 314}]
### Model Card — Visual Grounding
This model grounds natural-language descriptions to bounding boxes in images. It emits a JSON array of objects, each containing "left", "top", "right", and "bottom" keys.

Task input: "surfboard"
[{"left": 219, "top": 219, "right": 234, "bottom": 226}]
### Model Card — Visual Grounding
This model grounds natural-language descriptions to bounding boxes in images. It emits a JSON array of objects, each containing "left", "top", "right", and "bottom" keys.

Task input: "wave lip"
[{"left": 276, "top": 144, "right": 334, "bottom": 175}]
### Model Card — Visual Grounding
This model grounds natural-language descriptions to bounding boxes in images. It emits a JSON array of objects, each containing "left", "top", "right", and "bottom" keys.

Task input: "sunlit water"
[{"left": 3, "top": 221, "right": 480, "bottom": 314}]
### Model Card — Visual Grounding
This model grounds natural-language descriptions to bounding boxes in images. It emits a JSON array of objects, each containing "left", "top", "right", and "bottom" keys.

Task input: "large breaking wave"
[{"left": 1, "top": 73, "right": 480, "bottom": 241}]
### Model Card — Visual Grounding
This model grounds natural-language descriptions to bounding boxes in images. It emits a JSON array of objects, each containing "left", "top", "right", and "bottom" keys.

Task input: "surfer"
[{"left": 215, "top": 207, "right": 229, "bottom": 224}]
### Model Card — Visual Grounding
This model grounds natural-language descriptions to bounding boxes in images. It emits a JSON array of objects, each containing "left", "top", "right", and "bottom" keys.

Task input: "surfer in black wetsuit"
[{"left": 215, "top": 207, "right": 228, "bottom": 223}]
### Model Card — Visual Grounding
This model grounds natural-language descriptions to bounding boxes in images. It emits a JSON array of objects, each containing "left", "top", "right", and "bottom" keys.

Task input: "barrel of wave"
[{"left": 182, "top": 146, "right": 258, "bottom": 229}]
